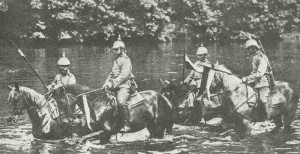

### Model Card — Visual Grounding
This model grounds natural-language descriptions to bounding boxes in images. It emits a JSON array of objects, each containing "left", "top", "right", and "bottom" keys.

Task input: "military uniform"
[
  {"left": 104, "top": 53, "right": 133, "bottom": 106},
  {"left": 244, "top": 52, "right": 271, "bottom": 104},
  {"left": 48, "top": 70, "right": 76, "bottom": 89},
  {"left": 183, "top": 59, "right": 211, "bottom": 108},
  {"left": 184, "top": 59, "right": 211, "bottom": 89}
]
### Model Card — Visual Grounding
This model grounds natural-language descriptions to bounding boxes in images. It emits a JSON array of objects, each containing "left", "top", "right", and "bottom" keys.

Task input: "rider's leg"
[
  {"left": 259, "top": 87, "right": 271, "bottom": 119},
  {"left": 117, "top": 88, "right": 131, "bottom": 132}
]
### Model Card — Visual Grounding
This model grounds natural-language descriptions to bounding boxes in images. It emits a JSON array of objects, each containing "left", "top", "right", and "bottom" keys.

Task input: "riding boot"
[{"left": 120, "top": 106, "right": 131, "bottom": 132}]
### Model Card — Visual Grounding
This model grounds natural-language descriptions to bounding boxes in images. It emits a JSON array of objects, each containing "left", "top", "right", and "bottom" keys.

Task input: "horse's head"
[
  {"left": 159, "top": 79, "right": 188, "bottom": 101},
  {"left": 208, "top": 62, "right": 242, "bottom": 92},
  {"left": 7, "top": 83, "right": 27, "bottom": 116}
]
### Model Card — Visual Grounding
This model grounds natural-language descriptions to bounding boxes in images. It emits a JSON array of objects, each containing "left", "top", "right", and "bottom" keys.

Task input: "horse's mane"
[
  {"left": 12, "top": 86, "right": 46, "bottom": 107},
  {"left": 64, "top": 84, "right": 94, "bottom": 95},
  {"left": 213, "top": 64, "right": 241, "bottom": 91},
  {"left": 214, "top": 64, "right": 232, "bottom": 73}
]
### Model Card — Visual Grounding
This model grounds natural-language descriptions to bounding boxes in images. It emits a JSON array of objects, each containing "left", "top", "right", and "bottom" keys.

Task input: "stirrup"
[
  {"left": 270, "top": 86, "right": 278, "bottom": 94},
  {"left": 120, "top": 125, "right": 131, "bottom": 133}
]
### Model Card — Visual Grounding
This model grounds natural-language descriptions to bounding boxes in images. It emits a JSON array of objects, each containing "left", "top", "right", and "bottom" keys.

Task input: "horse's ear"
[
  {"left": 215, "top": 61, "right": 219, "bottom": 66},
  {"left": 7, "top": 85, "right": 13, "bottom": 90},
  {"left": 14, "top": 82, "right": 20, "bottom": 91},
  {"left": 159, "top": 79, "right": 165, "bottom": 86}
]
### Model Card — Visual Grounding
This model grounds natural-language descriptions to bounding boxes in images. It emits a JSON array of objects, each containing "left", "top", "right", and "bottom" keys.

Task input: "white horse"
[
  {"left": 206, "top": 63, "right": 299, "bottom": 138},
  {"left": 7, "top": 83, "right": 77, "bottom": 139}
]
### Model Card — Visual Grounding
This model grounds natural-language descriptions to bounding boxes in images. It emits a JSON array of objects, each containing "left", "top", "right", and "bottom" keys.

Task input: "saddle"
[
  {"left": 267, "top": 88, "right": 285, "bottom": 107},
  {"left": 108, "top": 91, "right": 146, "bottom": 109},
  {"left": 127, "top": 92, "right": 146, "bottom": 108}
]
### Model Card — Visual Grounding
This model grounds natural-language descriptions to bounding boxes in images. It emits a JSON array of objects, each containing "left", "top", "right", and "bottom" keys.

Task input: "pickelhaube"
[
  {"left": 196, "top": 43, "right": 208, "bottom": 55},
  {"left": 112, "top": 34, "right": 125, "bottom": 49},
  {"left": 57, "top": 52, "right": 70, "bottom": 65},
  {"left": 245, "top": 39, "right": 260, "bottom": 49}
]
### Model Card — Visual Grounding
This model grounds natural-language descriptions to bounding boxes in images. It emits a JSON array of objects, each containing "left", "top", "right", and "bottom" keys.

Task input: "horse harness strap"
[
  {"left": 233, "top": 92, "right": 256, "bottom": 112},
  {"left": 130, "top": 92, "right": 151, "bottom": 108},
  {"left": 22, "top": 94, "right": 42, "bottom": 114}
]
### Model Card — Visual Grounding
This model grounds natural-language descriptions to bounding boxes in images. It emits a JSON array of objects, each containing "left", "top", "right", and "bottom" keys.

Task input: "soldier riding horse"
[
  {"left": 53, "top": 84, "right": 174, "bottom": 144},
  {"left": 206, "top": 63, "right": 299, "bottom": 138}
]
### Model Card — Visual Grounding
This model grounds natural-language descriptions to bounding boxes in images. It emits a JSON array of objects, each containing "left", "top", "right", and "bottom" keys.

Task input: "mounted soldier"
[
  {"left": 182, "top": 43, "right": 212, "bottom": 124},
  {"left": 47, "top": 53, "right": 81, "bottom": 123},
  {"left": 102, "top": 35, "right": 136, "bottom": 132},
  {"left": 47, "top": 52, "right": 76, "bottom": 90},
  {"left": 241, "top": 39, "right": 283, "bottom": 118}
]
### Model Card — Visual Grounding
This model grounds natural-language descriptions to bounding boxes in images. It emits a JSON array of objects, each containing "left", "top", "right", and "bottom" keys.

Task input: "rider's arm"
[
  {"left": 184, "top": 70, "right": 194, "bottom": 83},
  {"left": 102, "top": 72, "right": 112, "bottom": 87},
  {"left": 111, "top": 58, "right": 132, "bottom": 88},
  {"left": 245, "top": 55, "right": 268, "bottom": 83},
  {"left": 68, "top": 74, "right": 76, "bottom": 84},
  {"left": 48, "top": 74, "right": 62, "bottom": 90}
]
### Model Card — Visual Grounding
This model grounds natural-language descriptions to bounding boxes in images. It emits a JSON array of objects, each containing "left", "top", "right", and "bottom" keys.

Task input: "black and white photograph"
[{"left": 1, "top": 0, "right": 300, "bottom": 153}]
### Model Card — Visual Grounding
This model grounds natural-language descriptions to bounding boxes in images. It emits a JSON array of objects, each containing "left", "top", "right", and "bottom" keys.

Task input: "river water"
[{"left": 0, "top": 41, "right": 300, "bottom": 153}]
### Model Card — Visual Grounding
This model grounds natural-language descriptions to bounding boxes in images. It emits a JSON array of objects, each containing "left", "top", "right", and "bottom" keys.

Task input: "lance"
[
  {"left": 249, "top": 34, "right": 276, "bottom": 88},
  {"left": 10, "top": 40, "right": 48, "bottom": 90},
  {"left": 256, "top": 39, "right": 276, "bottom": 88},
  {"left": 182, "top": 30, "right": 188, "bottom": 82}
]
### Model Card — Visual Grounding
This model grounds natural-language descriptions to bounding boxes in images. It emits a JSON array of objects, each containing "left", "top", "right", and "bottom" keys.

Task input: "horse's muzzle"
[{"left": 6, "top": 115, "right": 18, "bottom": 124}]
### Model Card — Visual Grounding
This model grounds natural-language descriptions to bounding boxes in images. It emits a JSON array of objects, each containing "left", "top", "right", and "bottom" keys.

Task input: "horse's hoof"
[
  {"left": 269, "top": 128, "right": 280, "bottom": 134},
  {"left": 283, "top": 127, "right": 295, "bottom": 133},
  {"left": 166, "top": 130, "right": 172, "bottom": 135}
]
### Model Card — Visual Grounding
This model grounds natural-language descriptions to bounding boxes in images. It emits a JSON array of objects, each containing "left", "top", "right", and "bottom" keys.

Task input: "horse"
[
  {"left": 159, "top": 79, "right": 224, "bottom": 124},
  {"left": 53, "top": 84, "right": 174, "bottom": 144},
  {"left": 207, "top": 63, "right": 299, "bottom": 138},
  {"left": 7, "top": 83, "right": 79, "bottom": 140}
]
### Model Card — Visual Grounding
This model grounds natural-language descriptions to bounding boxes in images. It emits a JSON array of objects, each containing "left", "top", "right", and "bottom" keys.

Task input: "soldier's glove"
[
  {"left": 241, "top": 77, "right": 247, "bottom": 83},
  {"left": 103, "top": 82, "right": 113, "bottom": 90},
  {"left": 182, "top": 80, "right": 189, "bottom": 85},
  {"left": 47, "top": 85, "right": 53, "bottom": 91}
]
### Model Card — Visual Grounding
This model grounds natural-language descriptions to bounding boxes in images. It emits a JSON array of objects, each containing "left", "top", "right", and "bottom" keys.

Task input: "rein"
[{"left": 160, "top": 86, "right": 190, "bottom": 107}]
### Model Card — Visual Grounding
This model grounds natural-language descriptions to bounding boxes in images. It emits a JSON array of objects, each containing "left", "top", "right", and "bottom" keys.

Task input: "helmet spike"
[
  {"left": 62, "top": 51, "right": 66, "bottom": 57},
  {"left": 201, "top": 42, "right": 204, "bottom": 47},
  {"left": 248, "top": 33, "right": 252, "bottom": 40},
  {"left": 118, "top": 34, "right": 121, "bottom": 41}
]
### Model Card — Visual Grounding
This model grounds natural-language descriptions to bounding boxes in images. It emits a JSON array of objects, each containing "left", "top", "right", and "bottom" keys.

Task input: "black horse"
[
  {"left": 159, "top": 79, "right": 223, "bottom": 124},
  {"left": 53, "top": 84, "right": 174, "bottom": 144}
]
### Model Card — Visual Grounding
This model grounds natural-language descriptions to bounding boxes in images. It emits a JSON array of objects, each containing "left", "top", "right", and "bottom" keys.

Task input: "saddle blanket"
[
  {"left": 128, "top": 92, "right": 146, "bottom": 107},
  {"left": 268, "top": 90, "right": 285, "bottom": 107}
]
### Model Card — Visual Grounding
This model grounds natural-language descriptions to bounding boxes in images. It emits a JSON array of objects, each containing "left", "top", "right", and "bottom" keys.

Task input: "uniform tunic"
[
  {"left": 184, "top": 59, "right": 211, "bottom": 88},
  {"left": 105, "top": 53, "right": 133, "bottom": 89},
  {"left": 244, "top": 52, "right": 271, "bottom": 103},
  {"left": 244, "top": 52, "right": 270, "bottom": 88},
  {"left": 104, "top": 53, "right": 133, "bottom": 106},
  {"left": 49, "top": 70, "right": 76, "bottom": 88},
  {"left": 183, "top": 59, "right": 211, "bottom": 108}
]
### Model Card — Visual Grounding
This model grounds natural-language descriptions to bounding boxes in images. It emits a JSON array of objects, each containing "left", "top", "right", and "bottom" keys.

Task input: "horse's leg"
[
  {"left": 165, "top": 121, "right": 174, "bottom": 134},
  {"left": 79, "top": 130, "right": 104, "bottom": 143},
  {"left": 147, "top": 125, "right": 155, "bottom": 139},
  {"left": 98, "top": 132, "right": 112, "bottom": 145},
  {"left": 283, "top": 99, "right": 298, "bottom": 133},
  {"left": 283, "top": 112, "right": 296, "bottom": 133},
  {"left": 270, "top": 114, "right": 283, "bottom": 133},
  {"left": 233, "top": 115, "right": 251, "bottom": 139}
]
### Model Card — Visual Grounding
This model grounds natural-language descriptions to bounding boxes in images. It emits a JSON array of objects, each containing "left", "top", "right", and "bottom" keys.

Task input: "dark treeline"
[{"left": 0, "top": 0, "right": 299, "bottom": 45}]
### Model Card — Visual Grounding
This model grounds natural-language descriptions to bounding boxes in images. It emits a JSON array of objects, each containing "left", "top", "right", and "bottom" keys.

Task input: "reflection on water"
[{"left": 0, "top": 41, "right": 300, "bottom": 153}]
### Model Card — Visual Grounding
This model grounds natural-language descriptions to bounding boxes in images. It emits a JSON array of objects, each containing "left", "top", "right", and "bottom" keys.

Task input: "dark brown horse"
[
  {"left": 7, "top": 83, "right": 77, "bottom": 139},
  {"left": 208, "top": 63, "right": 299, "bottom": 138},
  {"left": 54, "top": 84, "right": 174, "bottom": 144},
  {"left": 159, "top": 79, "right": 224, "bottom": 124}
]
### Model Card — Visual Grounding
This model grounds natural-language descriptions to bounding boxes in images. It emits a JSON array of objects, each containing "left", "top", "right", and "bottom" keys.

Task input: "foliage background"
[{"left": 0, "top": 0, "right": 299, "bottom": 44}]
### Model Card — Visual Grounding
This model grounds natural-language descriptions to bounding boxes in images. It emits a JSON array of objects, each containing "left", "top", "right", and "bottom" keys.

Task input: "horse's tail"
[{"left": 282, "top": 82, "right": 299, "bottom": 128}]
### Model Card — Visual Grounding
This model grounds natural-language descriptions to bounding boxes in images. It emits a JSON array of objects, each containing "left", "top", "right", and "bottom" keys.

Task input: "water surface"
[{"left": 0, "top": 41, "right": 300, "bottom": 153}]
